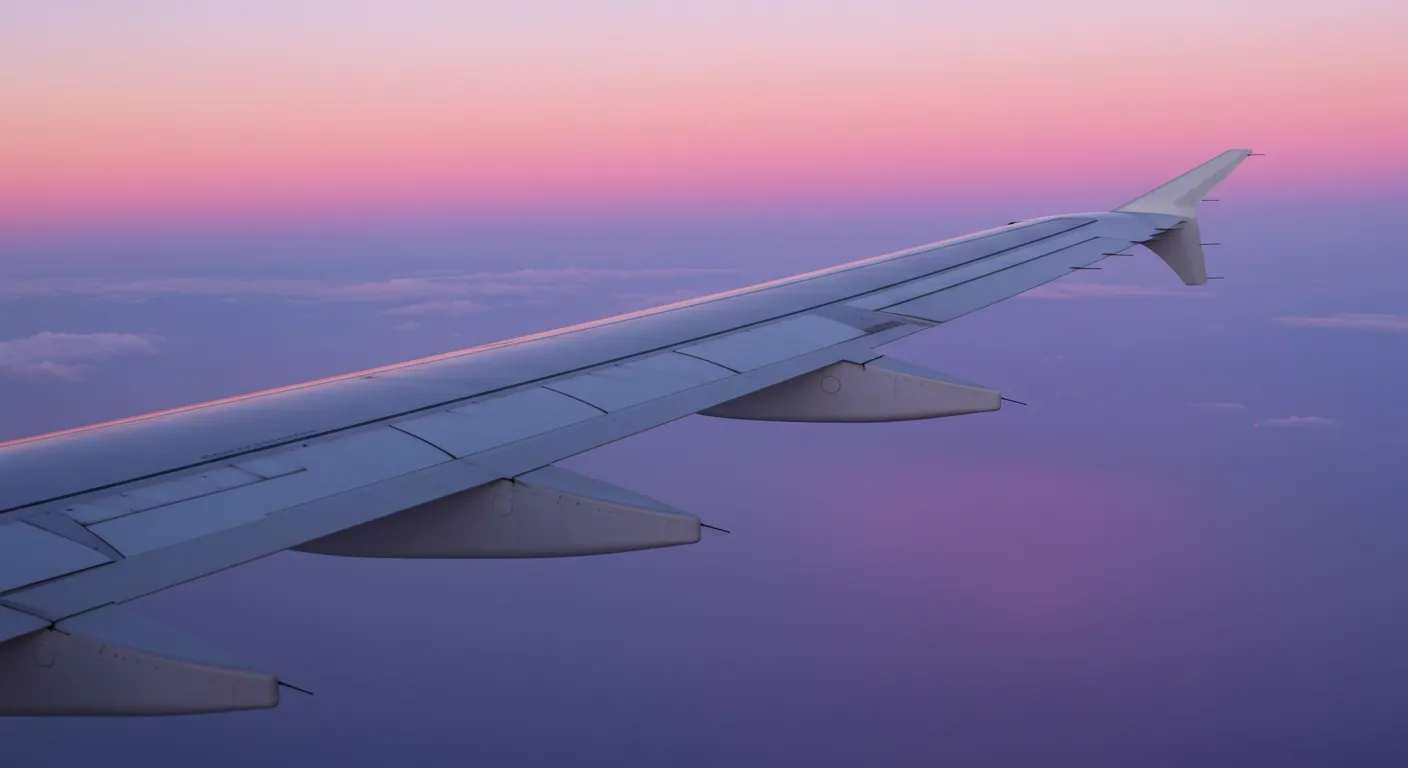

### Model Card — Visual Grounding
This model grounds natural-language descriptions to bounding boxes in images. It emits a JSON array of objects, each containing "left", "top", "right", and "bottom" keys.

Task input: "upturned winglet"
[{"left": 1115, "top": 149, "right": 1253, "bottom": 285}]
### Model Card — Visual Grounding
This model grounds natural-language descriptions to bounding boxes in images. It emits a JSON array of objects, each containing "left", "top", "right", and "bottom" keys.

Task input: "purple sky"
[{"left": 3, "top": 184, "right": 1408, "bottom": 765}]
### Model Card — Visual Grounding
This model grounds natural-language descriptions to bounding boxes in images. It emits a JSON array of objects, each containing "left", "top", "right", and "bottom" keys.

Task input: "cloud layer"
[
  {"left": 0, "top": 268, "right": 732, "bottom": 318},
  {"left": 0, "top": 332, "right": 160, "bottom": 380},
  {"left": 1190, "top": 401, "right": 1248, "bottom": 410},
  {"left": 1258, "top": 416, "right": 1340, "bottom": 428},
  {"left": 1276, "top": 313, "right": 1408, "bottom": 333}
]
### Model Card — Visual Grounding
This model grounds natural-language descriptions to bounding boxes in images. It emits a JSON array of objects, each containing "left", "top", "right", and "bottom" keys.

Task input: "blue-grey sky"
[{"left": 3, "top": 182, "right": 1408, "bottom": 765}]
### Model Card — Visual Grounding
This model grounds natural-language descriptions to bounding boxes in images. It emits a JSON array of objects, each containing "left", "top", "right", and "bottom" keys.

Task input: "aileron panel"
[
  {"left": 850, "top": 229, "right": 1105, "bottom": 310},
  {"left": 885, "top": 237, "right": 1131, "bottom": 322}
]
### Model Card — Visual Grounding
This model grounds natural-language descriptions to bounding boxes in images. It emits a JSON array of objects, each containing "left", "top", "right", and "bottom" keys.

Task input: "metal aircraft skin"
[{"left": 0, "top": 151, "right": 1253, "bottom": 715}]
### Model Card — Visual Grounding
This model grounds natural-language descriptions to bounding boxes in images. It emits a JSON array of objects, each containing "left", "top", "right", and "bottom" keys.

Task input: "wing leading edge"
[{"left": 0, "top": 150, "right": 1254, "bottom": 714}]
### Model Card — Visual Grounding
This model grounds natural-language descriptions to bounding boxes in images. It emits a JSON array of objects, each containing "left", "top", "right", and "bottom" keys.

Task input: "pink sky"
[{"left": 3, "top": 1, "right": 1405, "bottom": 228}]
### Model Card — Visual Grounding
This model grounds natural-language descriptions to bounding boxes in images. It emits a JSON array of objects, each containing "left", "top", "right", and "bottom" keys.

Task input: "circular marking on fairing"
[
  {"left": 33, "top": 642, "right": 55, "bottom": 668},
  {"left": 821, "top": 376, "right": 842, "bottom": 394},
  {"left": 492, "top": 493, "right": 514, "bottom": 516}
]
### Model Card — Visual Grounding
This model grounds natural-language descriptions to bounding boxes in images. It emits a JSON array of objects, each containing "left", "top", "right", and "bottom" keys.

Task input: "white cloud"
[
  {"left": 1019, "top": 283, "right": 1198, "bottom": 300},
  {"left": 1275, "top": 313, "right": 1408, "bottom": 333},
  {"left": 1191, "top": 401, "right": 1247, "bottom": 410},
  {"left": 0, "top": 268, "right": 733, "bottom": 318},
  {"left": 1258, "top": 416, "right": 1339, "bottom": 428},
  {"left": 0, "top": 332, "right": 160, "bottom": 380}
]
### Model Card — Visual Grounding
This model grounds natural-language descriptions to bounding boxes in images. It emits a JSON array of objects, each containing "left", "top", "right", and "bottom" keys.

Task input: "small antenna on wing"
[
  {"left": 702, "top": 523, "right": 732, "bottom": 534},
  {"left": 1069, "top": 266, "right": 1101, "bottom": 271},
  {"left": 1001, "top": 397, "right": 1028, "bottom": 406}
]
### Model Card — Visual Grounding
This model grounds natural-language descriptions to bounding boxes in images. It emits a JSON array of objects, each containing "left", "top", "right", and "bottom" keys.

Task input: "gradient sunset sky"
[
  {"left": 4, "top": 2, "right": 1408, "bottom": 766},
  {"left": 3, "top": 0, "right": 1405, "bottom": 230}
]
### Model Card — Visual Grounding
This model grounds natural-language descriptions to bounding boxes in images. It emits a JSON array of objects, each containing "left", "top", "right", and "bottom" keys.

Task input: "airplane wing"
[{"left": 0, "top": 150, "right": 1253, "bottom": 715}]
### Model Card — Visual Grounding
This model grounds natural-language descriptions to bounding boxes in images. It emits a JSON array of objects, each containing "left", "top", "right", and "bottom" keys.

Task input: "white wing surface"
[{"left": 0, "top": 150, "right": 1253, "bottom": 714}]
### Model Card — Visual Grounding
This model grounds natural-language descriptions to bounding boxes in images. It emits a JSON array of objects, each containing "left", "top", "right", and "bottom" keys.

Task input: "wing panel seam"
[
  {"left": 534, "top": 386, "right": 612, "bottom": 415},
  {"left": 386, "top": 425, "right": 458, "bottom": 460},
  {"left": 670, "top": 349, "right": 743, "bottom": 374}
]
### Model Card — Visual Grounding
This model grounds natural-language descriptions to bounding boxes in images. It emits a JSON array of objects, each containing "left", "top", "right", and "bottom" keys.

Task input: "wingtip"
[{"left": 1115, "top": 149, "right": 1255, "bottom": 218}]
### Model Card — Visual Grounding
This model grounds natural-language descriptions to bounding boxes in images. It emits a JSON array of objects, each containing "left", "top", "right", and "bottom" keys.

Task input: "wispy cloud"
[
  {"left": 1258, "top": 416, "right": 1339, "bottom": 428},
  {"left": 381, "top": 299, "right": 487, "bottom": 317},
  {"left": 0, "top": 268, "right": 732, "bottom": 317},
  {"left": 0, "top": 332, "right": 160, "bottom": 380},
  {"left": 612, "top": 288, "right": 709, "bottom": 311},
  {"left": 1019, "top": 283, "right": 1199, "bottom": 300},
  {"left": 1275, "top": 313, "right": 1408, "bottom": 333},
  {"left": 1191, "top": 401, "right": 1247, "bottom": 410}
]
